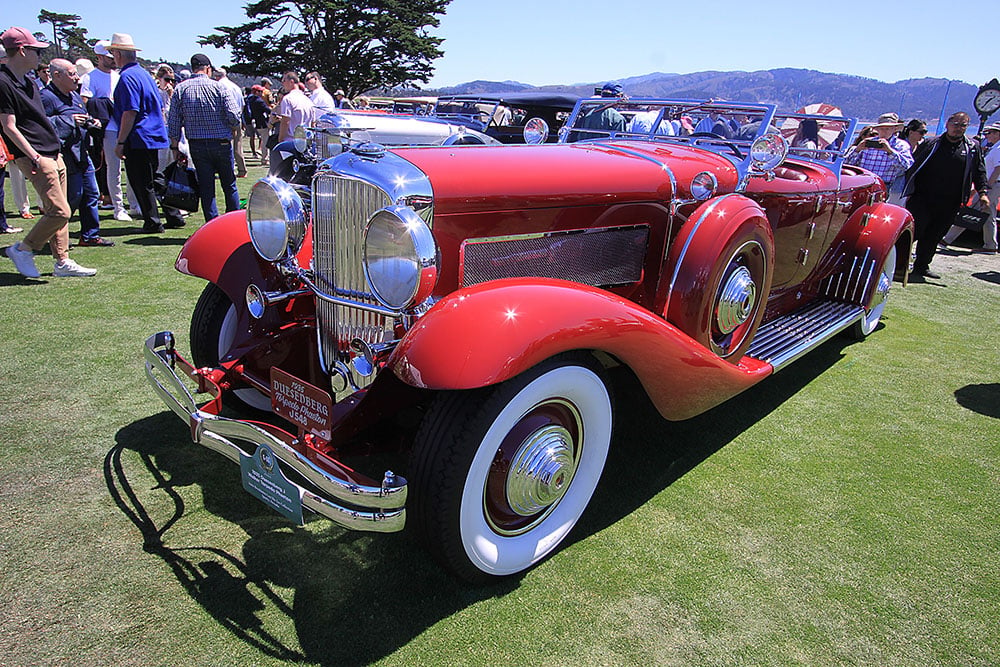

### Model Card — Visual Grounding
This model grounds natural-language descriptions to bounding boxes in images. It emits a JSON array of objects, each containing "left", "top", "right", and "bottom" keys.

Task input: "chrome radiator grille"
[{"left": 312, "top": 173, "right": 395, "bottom": 384}]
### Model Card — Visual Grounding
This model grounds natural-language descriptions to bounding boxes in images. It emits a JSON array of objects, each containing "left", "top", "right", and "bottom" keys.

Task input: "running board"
[{"left": 746, "top": 300, "right": 864, "bottom": 371}]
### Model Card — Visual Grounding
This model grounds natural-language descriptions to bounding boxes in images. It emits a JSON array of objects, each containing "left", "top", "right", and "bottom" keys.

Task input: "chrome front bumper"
[{"left": 143, "top": 332, "right": 406, "bottom": 532}]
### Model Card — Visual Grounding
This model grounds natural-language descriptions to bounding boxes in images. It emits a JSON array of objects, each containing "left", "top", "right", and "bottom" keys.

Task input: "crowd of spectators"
[
  {"left": 0, "top": 26, "right": 354, "bottom": 278},
  {"left": 1, "top": 38, "right": 995, "bottom": 279}
]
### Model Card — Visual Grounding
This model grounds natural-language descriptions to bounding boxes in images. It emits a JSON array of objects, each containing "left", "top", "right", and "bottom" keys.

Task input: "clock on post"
[{"left": 974, "top": 78, "right": 1000, "bottom": 135}]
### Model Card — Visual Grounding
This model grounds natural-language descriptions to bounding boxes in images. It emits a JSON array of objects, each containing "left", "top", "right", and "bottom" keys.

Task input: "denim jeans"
[
  {"left": 66, "top": 156, "right": 102, "bottom": 241},
  {"left": 188, "top": 138, "right": 239, "bottom": 221}
]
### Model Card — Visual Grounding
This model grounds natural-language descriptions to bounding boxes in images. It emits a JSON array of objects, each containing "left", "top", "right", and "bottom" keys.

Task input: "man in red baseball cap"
[
  {"left": 0, "top": 26, "right": 48, "bottom": 51},
  {"left": 0, "top": 26, "right": 96, "bottom": 277}
]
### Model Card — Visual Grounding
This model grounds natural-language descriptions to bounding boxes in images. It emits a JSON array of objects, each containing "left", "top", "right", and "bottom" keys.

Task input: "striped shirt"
[{"left": 167, "top": 73, "right": 240, "bottom": 142}]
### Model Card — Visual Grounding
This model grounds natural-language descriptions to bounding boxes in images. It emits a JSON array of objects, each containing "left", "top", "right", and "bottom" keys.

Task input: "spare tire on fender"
[{"left": 664, "top": 194, "right": 774, "bottom": 362}]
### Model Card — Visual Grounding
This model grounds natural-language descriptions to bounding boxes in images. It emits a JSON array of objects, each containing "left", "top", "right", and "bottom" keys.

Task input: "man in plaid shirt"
[
  {"left": 167, "top": 53, "right": 241, "bottom": 221},
  {"left": 844, "top": 112, "right": 913, "bottom": 198}
]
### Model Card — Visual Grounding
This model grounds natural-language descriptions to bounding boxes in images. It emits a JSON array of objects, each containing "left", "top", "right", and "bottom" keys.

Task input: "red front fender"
[
  {"left": 174, "top": 210, "right": 315, "bottom": 305},
  {"left": 175, "top": 210, "right": 253, "bottom": 284},
  {"left": 389, "top": 278, "right": 773, "bottom": 421}
]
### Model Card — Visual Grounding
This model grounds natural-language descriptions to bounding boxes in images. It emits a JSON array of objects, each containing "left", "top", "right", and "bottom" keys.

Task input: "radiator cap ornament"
[{"left": 352, "top": 142, "right": 386, "bottom": 160}]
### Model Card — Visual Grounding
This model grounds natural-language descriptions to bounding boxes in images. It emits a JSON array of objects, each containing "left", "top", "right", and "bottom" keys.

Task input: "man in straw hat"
[
  {"left": 0, "top": 27, "right": 96, "bottom": 277},
  {"left": 108, "top": 32, "right": 184, "bottom": 233},
  {"left": 940, "top": 122, "right": 1000, "bottom": 254},
  {"left": 81, "top": 38, "right": 134, "bottom": 222},
  {"left": 845, "top": 112, "right": 914, "bottom": 203},
  {"left": 903, "top": 111, "right": 990, "bottom": 278}
]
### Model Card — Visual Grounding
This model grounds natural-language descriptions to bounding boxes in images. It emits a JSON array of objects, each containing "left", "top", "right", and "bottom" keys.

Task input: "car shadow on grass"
[
  {"left": 572, "top": 335, "right": 851, "bottom": 544},
  {"left": 109, "top": 334, "right": 853, "bottom": 665},
  {"left": 109, "top": 412, "right": 517, "bottom": 665}
]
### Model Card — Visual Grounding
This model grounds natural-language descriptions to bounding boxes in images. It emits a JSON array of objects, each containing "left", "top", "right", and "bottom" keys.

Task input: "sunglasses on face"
[{"left": 912, "top": 128, "right": 927, "bottom": 135}]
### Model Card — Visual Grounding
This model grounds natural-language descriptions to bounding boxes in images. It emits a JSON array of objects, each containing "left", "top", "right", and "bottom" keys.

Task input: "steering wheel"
[{"left": 688, "top": 131, "right": 744, "bottom": 159}]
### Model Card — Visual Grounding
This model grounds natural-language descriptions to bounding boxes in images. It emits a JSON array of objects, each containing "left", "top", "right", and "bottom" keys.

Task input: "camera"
[
  {"left": 83, "top": 116, "right": 101, "bottom": 129},
  {"left": 864, "top": 138, "right": 881, "bottom": 148}
]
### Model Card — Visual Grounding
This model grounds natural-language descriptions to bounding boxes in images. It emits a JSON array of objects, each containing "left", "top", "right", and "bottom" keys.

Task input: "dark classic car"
[
  {"left": 145, "top": 98, "right": 913, "bottom": 582},
  {"left": 432, "top": 92, "right": 581, "bottom": 143}
]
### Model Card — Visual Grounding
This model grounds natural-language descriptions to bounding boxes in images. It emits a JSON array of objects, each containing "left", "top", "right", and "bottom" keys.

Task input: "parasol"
[{"left": 780, "top": 103, "right": 844, "bottom": 148}]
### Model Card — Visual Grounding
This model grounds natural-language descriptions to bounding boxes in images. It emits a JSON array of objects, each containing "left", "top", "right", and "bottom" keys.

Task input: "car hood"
[{"left": 391, "top": 141, "right": 739, "bottom": 215}]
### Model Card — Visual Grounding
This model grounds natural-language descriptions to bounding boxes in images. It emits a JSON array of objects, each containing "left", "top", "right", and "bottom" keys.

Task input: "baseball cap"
[
  {"left": 1, "top": 26, "right": 49, "bottom": 50},
  {"left": 190, "top": 53, "right": 212, "bottom": 69},
  {"left": 93, "top": 40, "right": 111, "bottom": 56},
  {"left": 600, "top": 82, "right": 623, "bottom": 97}
]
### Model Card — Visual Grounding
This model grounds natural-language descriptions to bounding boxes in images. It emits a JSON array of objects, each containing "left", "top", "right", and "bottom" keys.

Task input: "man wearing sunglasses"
[
  {"left": 903, "top": 112, "right": 990, "bottom": 278},
  {"left": 0, "top": 27, "right": 96, "bottom": 277},
  {"left": 940, "top": 123, "right": 1000, "bottom": 254}
]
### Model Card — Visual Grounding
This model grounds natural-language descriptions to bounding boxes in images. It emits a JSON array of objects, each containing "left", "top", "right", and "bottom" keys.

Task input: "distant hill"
[{"left": 420, "top": 68, "right": 982, "bottom": 125}]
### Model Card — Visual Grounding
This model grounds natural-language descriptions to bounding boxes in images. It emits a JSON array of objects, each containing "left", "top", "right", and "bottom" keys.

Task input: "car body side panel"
[{"left": 389, "top": 277, "right": 773, "bottom": 421}]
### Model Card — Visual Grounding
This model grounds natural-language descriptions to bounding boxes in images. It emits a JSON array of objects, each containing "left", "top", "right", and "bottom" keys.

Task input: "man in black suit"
[{"left": 903, "top": 111, "right": 989, "bottom": 279}]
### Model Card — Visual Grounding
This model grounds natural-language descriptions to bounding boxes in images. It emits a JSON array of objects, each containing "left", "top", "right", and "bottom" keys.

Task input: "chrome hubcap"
[
  {"left": 716, "top": 265, "right": 756, "bottom": 334},
  {"left": 505, "top": 425, "right": 577, "bottom": 516}
]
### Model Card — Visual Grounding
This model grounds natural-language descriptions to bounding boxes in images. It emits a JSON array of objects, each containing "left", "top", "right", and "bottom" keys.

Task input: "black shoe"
[
  {"left": 142, "top": 223, "right": 165, "bottom": 233},
  {"left": 163, "top": 220, "right": 187, "bottom": 229},
  {"left": 913, "top": 267, "right": 941, "bottom": 279},
  {"left": 77, "top": 236, "right": 115, "bottom": 247}
]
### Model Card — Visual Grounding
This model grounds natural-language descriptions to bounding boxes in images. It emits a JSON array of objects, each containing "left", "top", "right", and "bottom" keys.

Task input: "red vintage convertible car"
[{"left": 145, "top": 98, "right": 913, "bottom": 582}]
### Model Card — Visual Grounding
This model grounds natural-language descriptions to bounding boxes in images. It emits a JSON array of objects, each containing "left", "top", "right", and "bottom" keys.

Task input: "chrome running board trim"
[{"left": 746, "top": 300, "right": 864, "bottom": 371}]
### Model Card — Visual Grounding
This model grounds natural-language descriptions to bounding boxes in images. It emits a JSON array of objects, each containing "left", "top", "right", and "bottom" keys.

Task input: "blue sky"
[{"left": 6, "top": 0, "right": 995, "bottom": 88}]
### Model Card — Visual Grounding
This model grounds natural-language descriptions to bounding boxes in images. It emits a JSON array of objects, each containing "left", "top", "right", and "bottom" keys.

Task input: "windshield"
[{"left": 560, "top": 98, "right": 858, "bottom": 173}]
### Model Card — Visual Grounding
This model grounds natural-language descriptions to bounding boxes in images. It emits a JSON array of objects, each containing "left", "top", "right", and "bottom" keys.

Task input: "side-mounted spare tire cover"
[{"left": 665, "top": 194, "right": 774, "bottom": 362}]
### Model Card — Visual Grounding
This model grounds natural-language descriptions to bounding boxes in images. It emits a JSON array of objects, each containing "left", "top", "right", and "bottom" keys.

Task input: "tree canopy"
[
  {"left": 37, "top": 10, "right": 91, "bottom": 60},
  {"left": 199, "top": 0, "right": 453, "bottom": 97}
]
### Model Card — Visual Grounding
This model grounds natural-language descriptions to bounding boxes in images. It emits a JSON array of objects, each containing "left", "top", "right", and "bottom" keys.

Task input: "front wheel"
[
  {"left": 410, "top": 354, "right": 612, "bottom": 582},
  {"left": 189, "top": 283, "right": 272, "bottom": 413}
]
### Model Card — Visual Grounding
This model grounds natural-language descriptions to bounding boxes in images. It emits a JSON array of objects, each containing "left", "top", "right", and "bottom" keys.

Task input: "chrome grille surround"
[{"left": 310, "top": 150, "right": 433, "bottom": 399}]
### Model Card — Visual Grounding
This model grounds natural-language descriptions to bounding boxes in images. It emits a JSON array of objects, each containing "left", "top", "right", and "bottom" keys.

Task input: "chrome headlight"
[
  {"left": 363, "top": 205, "right": 438, "bottom": 310},
  {"left": 691, "top": 171, "right": 718, "bottom": 200},
  {"left": 523, "top": 117, "right": 550, "bottom": 144},
  {"left": 750, "top": 132, "right": 789, "bottom": 172},
  {"left": 247, "top": 177, "right": 306, "bottom": 262},
  {"left": 293, "top": 125, "right": 309, "bottom": 153}
]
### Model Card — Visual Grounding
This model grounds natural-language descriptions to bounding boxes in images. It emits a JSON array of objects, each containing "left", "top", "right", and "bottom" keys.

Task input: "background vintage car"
[
  {"left": 432, "top": 92, "right": 581, "bottom": 143},
  {"left": 268, "top": 107, "right": 499, "bottom": 184},
  {"left": 146, "top": 98, "right": 913, "bottom": 582}
]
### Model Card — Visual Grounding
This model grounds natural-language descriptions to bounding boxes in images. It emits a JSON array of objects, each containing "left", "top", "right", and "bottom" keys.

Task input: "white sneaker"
[
  {"left": 53, "top": 258, "right": 97, "bottom": 277},
  {"left": 6, "top": 243, "right": 40, "bottom": 278},
  {"left": 114, "top": 210, "right": 133, "bottom": 222}
]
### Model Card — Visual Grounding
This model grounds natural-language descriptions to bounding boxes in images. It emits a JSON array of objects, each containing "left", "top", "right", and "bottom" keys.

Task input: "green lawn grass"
[{"left": 1, "top": 164, "right": 998, "bottom": 666}]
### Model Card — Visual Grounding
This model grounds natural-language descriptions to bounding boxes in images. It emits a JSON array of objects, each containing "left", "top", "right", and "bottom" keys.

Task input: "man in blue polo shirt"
[{"left": 108, "top": 32, "right": 183, "bottom": 233}]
